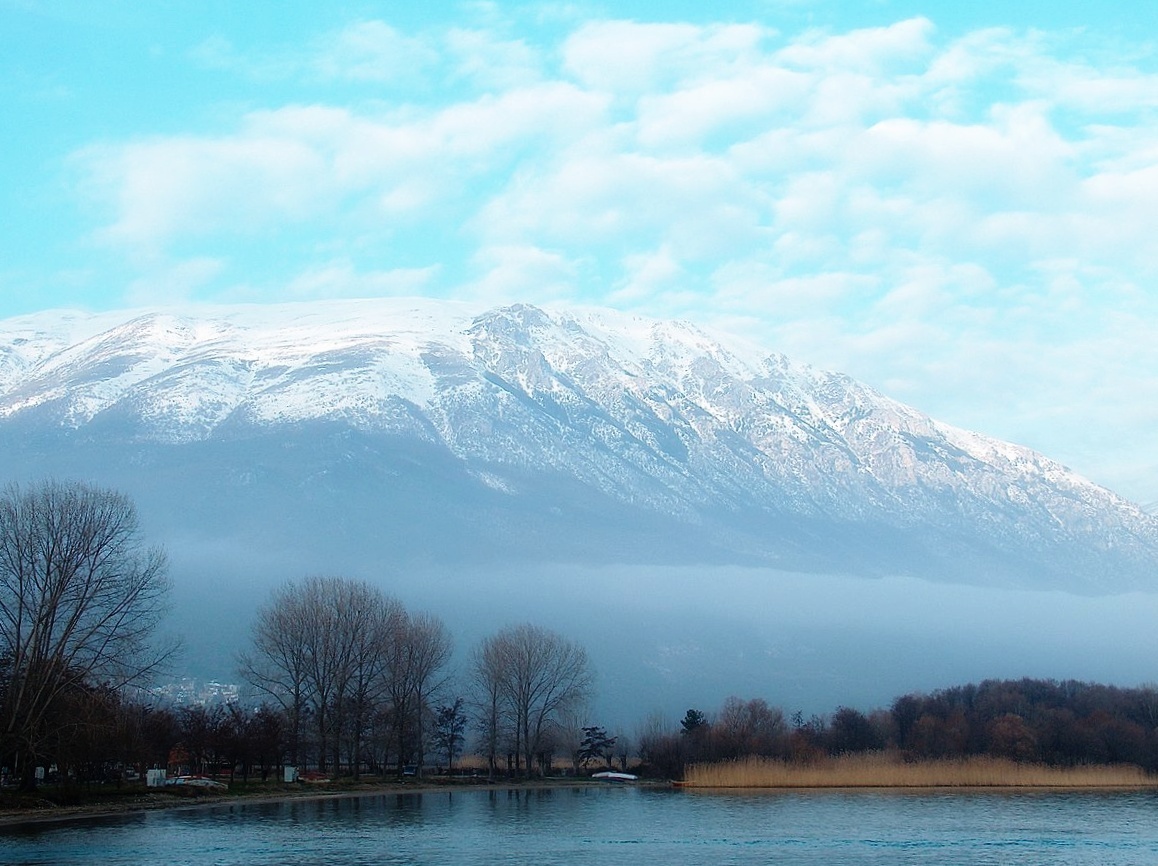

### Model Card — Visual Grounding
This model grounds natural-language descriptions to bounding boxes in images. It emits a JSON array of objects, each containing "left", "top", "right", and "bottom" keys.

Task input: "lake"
[{"left": 3, "top": 785, "right": 1158, "bottom": 865}]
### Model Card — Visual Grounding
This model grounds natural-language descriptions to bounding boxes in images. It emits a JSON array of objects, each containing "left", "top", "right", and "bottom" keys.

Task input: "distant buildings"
[{"left": 150, "top": 677, "right": 240, "bottom": 707}]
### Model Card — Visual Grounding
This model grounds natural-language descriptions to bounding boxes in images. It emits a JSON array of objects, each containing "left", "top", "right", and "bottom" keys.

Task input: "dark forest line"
[
  {"left": 640, "top": 678, "right": 1158, "bottom": 778},
  {"left": 10, "top": 674, "right": 1158, "bottom": 792}
]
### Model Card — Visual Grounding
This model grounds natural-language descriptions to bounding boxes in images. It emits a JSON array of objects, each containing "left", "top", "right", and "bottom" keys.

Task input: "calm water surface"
[{"left": 3, "top": 786, "right": 1158, "bottom": 865}]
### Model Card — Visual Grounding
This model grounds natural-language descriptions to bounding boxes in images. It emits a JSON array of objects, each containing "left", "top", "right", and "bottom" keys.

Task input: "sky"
[{"left": 2, "top": 0, "right": 1158, "bottom": 504}]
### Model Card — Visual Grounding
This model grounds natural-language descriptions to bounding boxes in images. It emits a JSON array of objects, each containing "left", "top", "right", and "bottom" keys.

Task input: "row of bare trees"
[
  {"left": 238, "top": 579, "right": 597, "bottom": 779},
  {"left": 0, "top": 480, "right": 599, "bottom": 788},
  {"left": 239, "top": 576, "right": 452, "bottom": 777}
]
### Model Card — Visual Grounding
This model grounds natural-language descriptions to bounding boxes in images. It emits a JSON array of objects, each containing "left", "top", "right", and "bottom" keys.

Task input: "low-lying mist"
[{"left": 165, "top": 545, "right": 1158, "bottom": 734}]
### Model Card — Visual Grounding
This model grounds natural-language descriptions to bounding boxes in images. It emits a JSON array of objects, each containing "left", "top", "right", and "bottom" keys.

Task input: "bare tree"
[
  {"left": 0, "top": 480, "right": 172, "bottom": 790},
  {"left": 342, "top": 585, "right": 404, "bottom": 779},
  {"left": 387, "top": 611, "right": 452, "bottom": 776},
  {"left": 716, "top": 696, "right": 786, "bottom": 758},
  {"left": 239, "top": 583, "right": 312, "bottom": 766},
  {"left": 241, "top": 576, "right": 403, "bottom": 775},
  {"left": 471, "top": 634, "right": 511, "bottom": 780},
  {"left": 555, "top": 705, "right": 587, "bottom": 775},
  {"left": 296, "top": 578, "right": 346, "bottom": 772},
  {"left": 476, "top": 624, "right": 592, "bottom": 777}
]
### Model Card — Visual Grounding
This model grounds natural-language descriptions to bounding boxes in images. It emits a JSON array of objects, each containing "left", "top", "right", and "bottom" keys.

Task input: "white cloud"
[
  {"left": 465, "top": 244, "right": 577, "bottom": 304},
  {"left": 775, "top": 18, "right": 935, "bottom": 72},
  {"left": 1015, "top": 53, "right": 1158, "bottom": 114},
  {"left": 94, "top": 16, "right": 1158, "bottom": 311},
  {"left": 282, "top": 261, "right": 440, "bottom": 301},
  {"left": 852, "top": 107, "right": 1075, "bottom": 204},
  {"left": 562, "top": 20, "right": 772, "bottom": 94},
  {"left": 445, "top": 27, "right": 545, "bottom": 89},
  {"left": 309, "top": 20, "right": 438, "bottom": 83},
  {"left": 610, "top": 245, "right": 687, "bottom": 305},
  {"left": 189, "top": 22, "right": 438, "bottom": 86},
  {"left": 634, "top": 65, "right": 812, "bottom": 149},
  {"left": 125, "top": 258, "right": 225, "bottom": 307},
  {"left": 922, "top": 26, "right": 1024, "bottom": 90},
  {"left": 80, "top": 81, "right": 609, "bottom": 254},
  {"left": 82, "top": 130, "right": 334, "bottom": 253},
  {"left": 472, "top": 146, "right": 768, "bottom": 265}
]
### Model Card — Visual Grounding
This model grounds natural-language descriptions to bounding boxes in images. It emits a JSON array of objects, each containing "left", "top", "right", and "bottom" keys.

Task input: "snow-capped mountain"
[{"left": 1, "top": 298, "right": 1155, "bottom": 592}]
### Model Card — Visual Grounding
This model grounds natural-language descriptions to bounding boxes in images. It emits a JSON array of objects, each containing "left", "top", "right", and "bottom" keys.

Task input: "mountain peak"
[{"left": 0, "top": 299, "right": 1154, "bottom": 592}]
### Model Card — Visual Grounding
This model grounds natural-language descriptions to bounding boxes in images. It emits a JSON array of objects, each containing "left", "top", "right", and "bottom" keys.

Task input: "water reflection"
[{"left": 3, "top": 787, "right": 1158, "bottom": 866}]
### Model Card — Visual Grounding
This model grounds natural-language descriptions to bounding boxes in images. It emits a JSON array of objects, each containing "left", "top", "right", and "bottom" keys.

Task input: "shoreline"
[
  {"left": 0, "top": 778, "right": 621, "bottom": 828},
  {"left": 7, "top": 775, "right": 1158, "bottom": 829},
  {"left": 5, "top": 773, "right": 1157, "bottom": 828}
]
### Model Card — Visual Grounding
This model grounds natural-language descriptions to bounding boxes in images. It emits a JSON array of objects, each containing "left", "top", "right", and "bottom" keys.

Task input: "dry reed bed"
[{"left": 681, "top": 753, "right": 1156, "bottom": 789}]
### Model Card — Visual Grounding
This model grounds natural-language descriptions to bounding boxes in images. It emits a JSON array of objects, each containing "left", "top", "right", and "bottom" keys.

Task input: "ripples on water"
[{"left": 3, "top": 787, "right": 1158, "bottom": 865}]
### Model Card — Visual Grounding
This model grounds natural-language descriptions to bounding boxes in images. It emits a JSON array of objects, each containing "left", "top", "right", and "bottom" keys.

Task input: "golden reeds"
[{"left": 680, "top": 752, "right": 1155, "bottom": 789}]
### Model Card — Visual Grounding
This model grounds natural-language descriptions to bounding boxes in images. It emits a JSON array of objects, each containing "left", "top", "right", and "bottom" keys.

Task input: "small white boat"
[
  {"left": 591, "top": 771, "right": 638, "bottom": 782},
  {"left": 167, "top": 775, "right": 228, "bottom": 790}
]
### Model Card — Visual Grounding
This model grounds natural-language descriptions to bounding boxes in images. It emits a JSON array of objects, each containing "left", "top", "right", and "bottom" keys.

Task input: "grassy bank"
[{"left": 680, "top": 753, "right": 1156, "bottom": 789}]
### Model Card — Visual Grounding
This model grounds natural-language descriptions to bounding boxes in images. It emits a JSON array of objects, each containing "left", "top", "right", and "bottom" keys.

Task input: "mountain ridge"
[{"left": 0, "top": 298, "right": 1154, "bottom": 593}]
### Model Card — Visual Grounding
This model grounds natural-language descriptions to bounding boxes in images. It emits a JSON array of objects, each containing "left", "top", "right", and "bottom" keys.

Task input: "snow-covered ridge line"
[
  {"left": 0, "top": 299, "right": 485, "bottom": 422},
  {"left": 0, "top": 299, "right": 787, "bottom": 426},
  {"left": 1, "top": 298, "right": 1155, "bottom": 592},
  {"left": 0, "top": 299, "right": 1107, "bottom": 490}
]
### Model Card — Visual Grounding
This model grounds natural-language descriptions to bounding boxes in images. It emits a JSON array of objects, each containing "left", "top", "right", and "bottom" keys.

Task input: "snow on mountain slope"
[{"left": 1, "top": 298, "right": 1155, "bottom": 591}]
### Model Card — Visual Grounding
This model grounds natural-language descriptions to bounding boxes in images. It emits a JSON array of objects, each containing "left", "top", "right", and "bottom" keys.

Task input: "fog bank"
[{"left": 167, "top": 555, "right": 1158, "bottom": 731}]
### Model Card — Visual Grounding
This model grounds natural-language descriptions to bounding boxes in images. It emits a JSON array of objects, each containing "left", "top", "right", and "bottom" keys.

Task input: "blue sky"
[{"left": 3, "top": 0, "right": 1158, "bottom": 502}]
